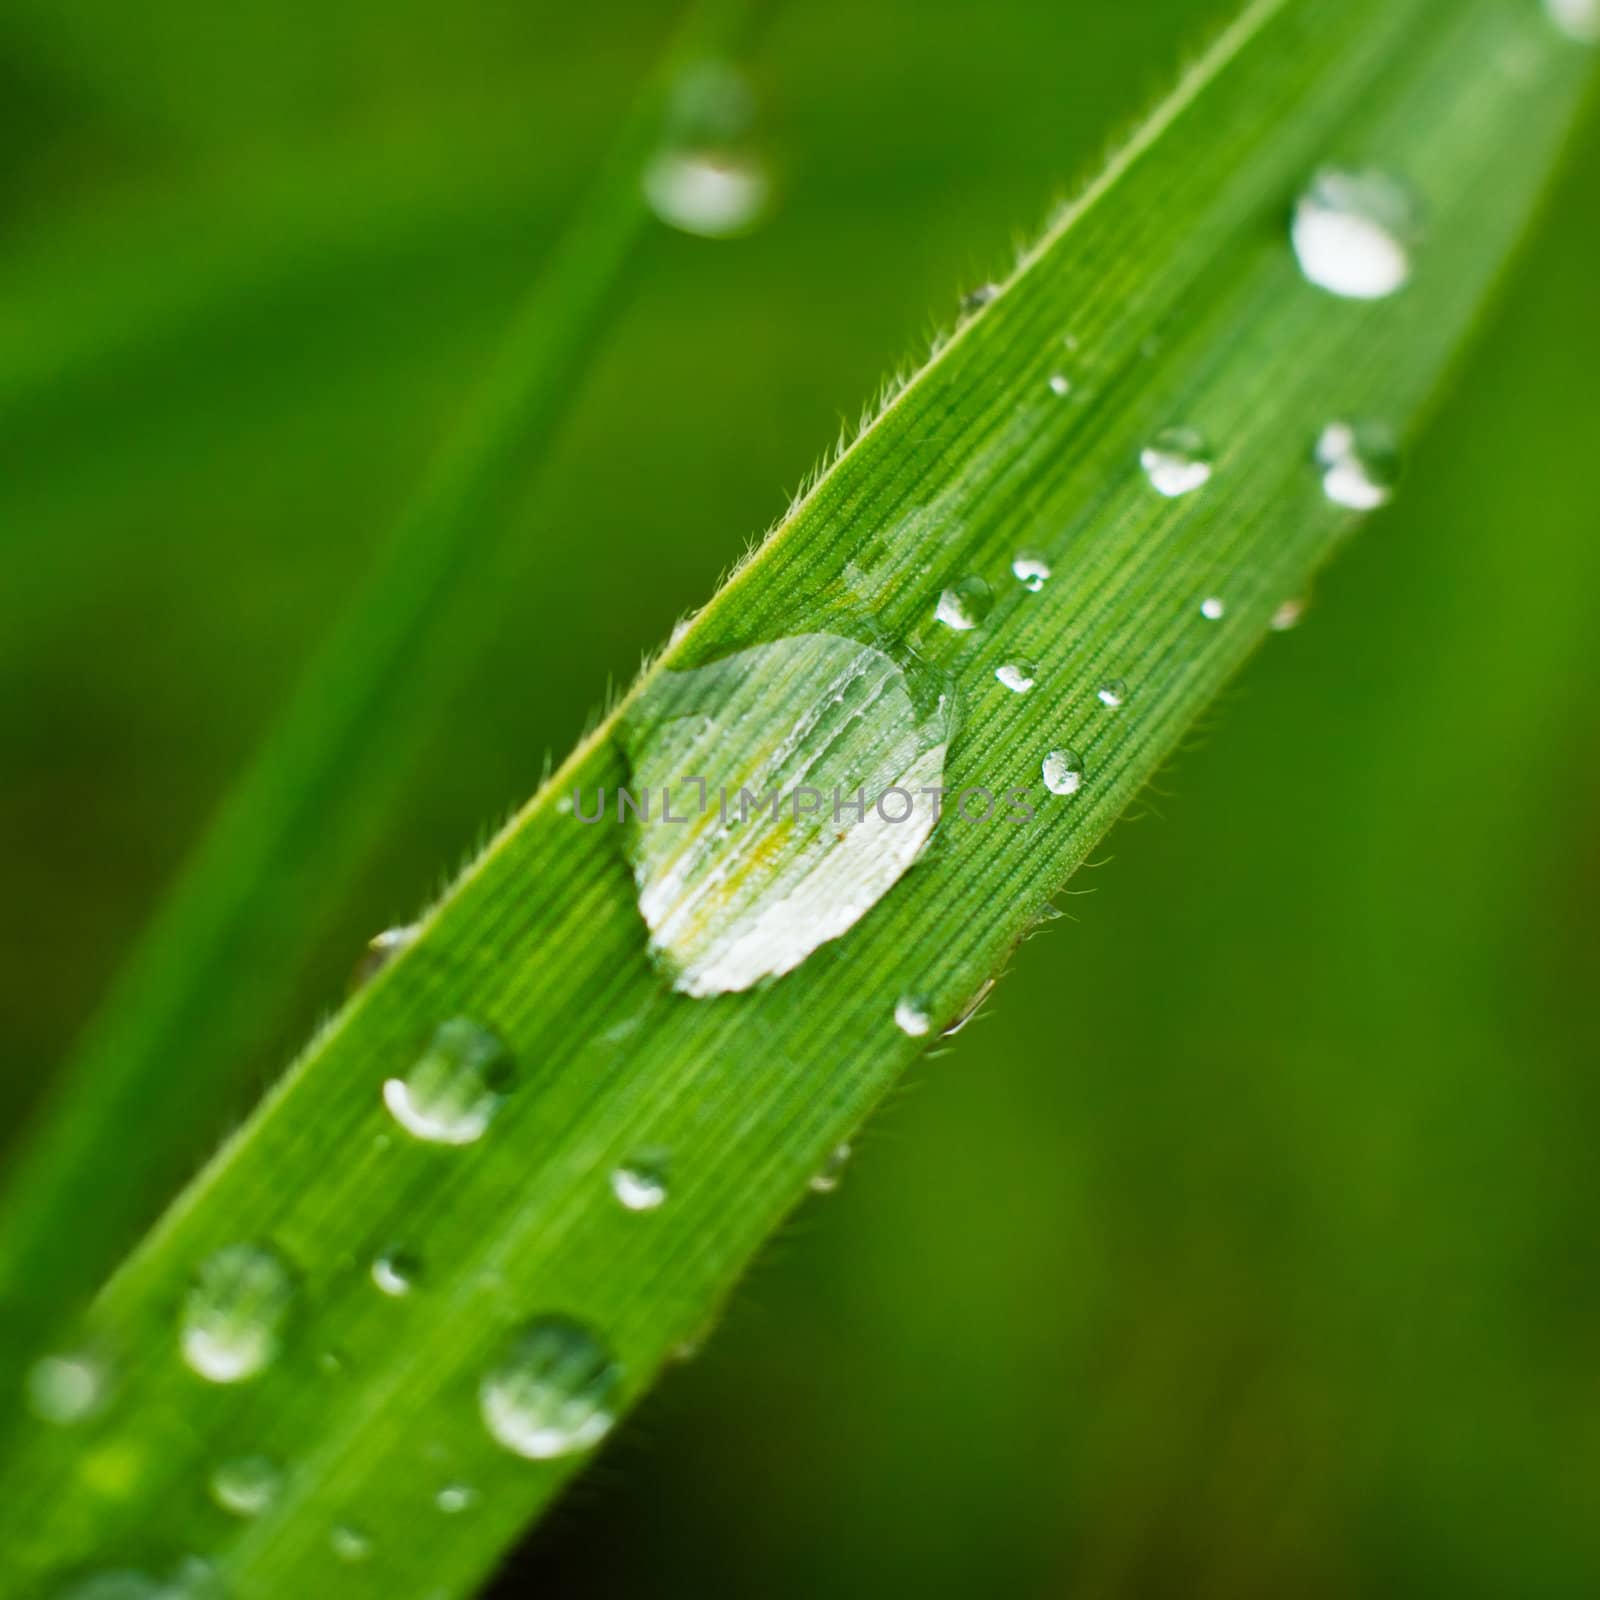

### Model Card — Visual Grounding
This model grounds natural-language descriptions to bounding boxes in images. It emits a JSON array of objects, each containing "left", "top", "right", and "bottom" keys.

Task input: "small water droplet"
[
  {"left": 1271, "top": 597, "right": 1307, "bottom": 631},
  {"left": 330, "top": 1524, "right": 372, "bottom": 1563},
  {"left": 1042, "top": 748, "right": 1084, "bottom": 796},
  {"left": 26, "top": 1352, "right": 106, "bottom": 1425},
  {"left": 1199, "top": 596, "right": 1226, "bottom": 621},
  {"left": 894, "top": 994, "right": 933, "bottom": 1036},
  {"left": 382, "top": 1018, "right": 512, "bottom": 1146},
  {"left": 1046, "top": 372, "right": 1072, "bottom": 397},
  {"left": 611, "top": 1154, "right": 670, "bottom": 1212},
  {"left": 180, "top": 1244, "right": 294, "bottom": 1384},
  {"left": 934, "top": 575, "right": 994, "bottom": 631},
  {"left": 435, "top": 1483, "right": 478, "bottom": 1515},
  {"left": 994, "top": 660, "right": 1037, "bottom": 694},
  {"left": 1140, "top": 427, "right": 1214, "bottom": 497},
  {"left": 1291, "top": 168, "right": 1416, "bottom": 300},
  {"left": 1096, "top": 678, "right": 1128, "bottom": 709},
  {"left": 1545, "top": 0, "right": 1600, "bottom": 43},
  {"left": 1011, "top": 551, "right": 1051, "bottom": 592},
  {"left": 480, "top": 1317, "right": 621, "bottom": 1460},
  {"left": 808, "top": 1143, "right": 851, "bottom": 1193},
  {"left": 371, "top": 1249, "right": 421, "bottom": 1298},
  {"left": 644, "top": 61, "right": 770, "bottom": 238},
  {"left": 350, "top": 924, "right": 418, "bottom": 992},
  {"left": 209, "top": 1455, "right": 282, "bottom": 1519},
  {"left": 1315, "top": 420, "right": 1399, "bottom": 510},
  {"left": 960, "top": 282, "right": 1000, "bottom": 314}
]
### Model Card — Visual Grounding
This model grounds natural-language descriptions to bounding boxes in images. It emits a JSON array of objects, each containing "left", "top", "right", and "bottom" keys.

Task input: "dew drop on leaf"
[
  {"left": 1096, "top": 678, "right": 1128, "bottom": 709},
  {"left": 1315, "top": 420, "right": 1399, "bottom": 510},
  {"left": 1140, "top": 426, "right": 1214, "bottom": 496},
  {"left": 1291, "top": 168, "right": 1416, "bottom": 299},
  {"left": 644, "top": 61, "right": 770, "bottom": 238},
  {"left": 934, "top": 575, "right": 994, "bottom": 631},
  {"left": 329, "top": 1525, "right": 372, "bottom": 1563},
  {"left": 1042, "top": 748, "right": 1084, "bottom": 796},
  {"left": 995, "top": 660, "right": 1037, "bottom": 694},
  {"left": 1271, "top": 597, "right": 1307, "bottom": 631},
  {"left": 808, "top": 1143, "right": 851, "bottom": 1193},
  {"left": 435, "top": 1483, "right": 478, "bottom": 1515},
  {"left": 480, "top": 1317, "right": 621, "bottom": 1460},
  {"left": 180, "top": 1244, "right": 294, "bottom": 1384},
  {"left": 209, "top": 1455, "right": 282, "bottom": 1519},
  {"left": 1545, "top": 0, "right": 1600, "bottom": 43},
  {"left": 370, "top": 1249, "right": 421, "bottom": 1297},
  {"left": 1200, "top": 596, "right": 1226, "bottom": 621},
  {"left": 894, "top": 994, "right": 933, "bottom": 1036},
  {"left": 382, "top": 1018, "right": 511, "bottom": 1146},
  {"left": 1011, "top": 550, "right": 1052, "bottom": 592},
  {"left": 960, "top": 282, "right": 1000, "bottom": 314},
  {"left": 1046, "top": 372, "right": 1072, "bottom": 397},
  {"left": 611, "top": 1153, "right": 670, "bottom": 1212},
  {"left": 349, "top": 924, "right": 418, "bottom": 993},
  {"left": 26, "top": 1351, "right": 106, "bottom": 1425}
]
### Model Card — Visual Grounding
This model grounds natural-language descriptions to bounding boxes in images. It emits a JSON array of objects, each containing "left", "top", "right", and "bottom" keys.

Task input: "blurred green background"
[{"left": 4, "top": 0, "right": 1599, "bottom": 1594}]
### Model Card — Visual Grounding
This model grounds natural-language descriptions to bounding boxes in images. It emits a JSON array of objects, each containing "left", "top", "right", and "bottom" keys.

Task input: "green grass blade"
[
  {"left": 3, "top": 1, "right": 1593, "bottom": 1595},
  {"left": 0, "top": 0, "right": 767, "bottom": 1369}
]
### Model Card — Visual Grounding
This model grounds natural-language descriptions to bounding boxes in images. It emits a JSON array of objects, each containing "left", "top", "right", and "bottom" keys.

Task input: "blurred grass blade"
[
  {"left": 0, "top": 0, "right": 767, "bottom": 1370},
  {"left": 3, "top": 0, "right": 1594, "bottom": 1596}
]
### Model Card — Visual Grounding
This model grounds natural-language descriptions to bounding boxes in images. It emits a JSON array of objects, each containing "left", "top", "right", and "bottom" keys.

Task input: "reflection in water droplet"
[
  {"left": 935, "top": 575, "right": 994, "bottom": 631},
  {"left": 1042, "top": 749, "right": 1084, "bottom": 796},
  {"left": 1140, "top": 427, "right": 1213, "bottom": 497},
  {"left": 995, "top": 660, "right": 1037, "bottom": 694},
  {"left": 436, "top": 1483, "right": 478, "bottom": 1515},
  {"left": 1200, "top": 596, "right": 1226, "bottom": 621},
  {"left": 330, "top": 1525, "right": 372, "bottom": 1563},
  {"left": 1315, "top": 420, "right": 1399, "bottom": 510},
  {"left": 611, "top": 1154, "right": 670, "bottom": 1212},
  {"left": 1046, "top": 373, "right": 1072, "bottom": 397},
  {"left": 1291, "top": 168, "right": 1415, "bottom": 300},
  {"left": 371, "top": 1250, "right": 420, "bottom": 1298},
  {"left": 1096, "top": 678, "right": 1128, "bottom": 709},
  {"left": 350, "top": 924, "right": 419, "bottom": 993},
  {"left": 621, "top": 634, "right": 954, "bottom": 997},
  {"left": 210, "top": 1455, "right": 282, "bottom": 1519},
  {"left": 894, "top": 995, "right": 933, "bottom": 1037},
  {"left": 26, "top": 1352, "right": 106, "bottom": 1425},
  {"left": 480, "top": 1317, "right": 621, "bottom": 1460},
  {"left": 180, "top": 1244, "right": 294, "bottom": 1384},
  {"left": 1011, "top": 551, "right": 1051, "bottom": 592},
  {"left": 383, "top": 1018, "right": 511, "bottom": 1146},
  {"left": 808, "top": 1143, "right": 851, "bottom": 1193},
  {"left": 1271, "top": 597, "right": 1307, "bottom": 631},
  {"left": 1545, "top": 0, "right": 1600, "bottom": 43}
]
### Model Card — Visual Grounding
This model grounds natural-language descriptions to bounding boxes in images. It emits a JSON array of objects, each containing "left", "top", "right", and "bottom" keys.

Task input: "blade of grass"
[
  {"left": 3, "top": 0, "right": 1593, "bottom": 1595},
  {"left": 0, "top": 0, "right": 769, "bottom": 1373}
]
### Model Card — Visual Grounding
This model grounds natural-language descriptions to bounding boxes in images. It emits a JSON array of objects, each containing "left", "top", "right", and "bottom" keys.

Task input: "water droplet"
[
  {"left": 1140, "top": 426, "right": 1214, "bottom": 497},
  {"left": 480, "top": 1317, "right": 621, "bottom": 1460},
  {"left": 1271, "top": 597, "right": 1307, "bottom": 631},
  {"left": 1096, "top": 678, "right": 1128, "bottom": 709},
  {"left": 1545, "top": 0, "right": 1600, "bottom": 43},
  {"left": 1199, "top": 596, "right": 1226, "bottom": 621},
  {"left": 1291, "top": 168, "right": 1416, "bottom": 300},
  {"left": 435, "top": 1483, "right": 478, "bottom": 1515},
  {"left": 1042, "top": 748, "right": 1084, "bottom": 796},
  {"left": 808, "top": 1143, "right": 851, "bottom": 1193},
  {"left": 934, "top": 574, "right": 994, "bottom": 631},
  {"left": 995, "top": 660, "right": 1037, "bottom": 694},
  {"left": 1314, "top": 420, "right": 1399, "bottom": 510},
  {"left": 611, "top": 1154, "right": 670, "bottom": 1212},
  {"left": 371, "top": 1249, "right": 421, "bottom": 1298},
  {"left": 894, "top": 994, "right": 933, "bottom": 1036},
  {"left": 1011, "top": 551, "right": 1051, "bottom": 592},
  {"left": 350, "top": 924, "right": 418, "bottom": 992},
  {"left": 644, "top": 61, "right": 770, "bottom": 238},
  {"left": 1046, "top": 373, "right": 1072, "bottom": 397},
  {"left": 382, "top": 1018, "right": 511, "bottom": 1146},
  {"left": 209, "top": 1455, "right": 282, "bottom": 1519},
  {"left": 960, "top": 282, "right": 1000, "bottom": 314},
  {"left": 180, "top": 1244, "right": 294, "bottom": 1384},
  {"left": 26, "top": 1352, "right": 106, "bottom": 1425},
  {"left": 621, "top": 634, "right": 954, "bottom": 997},
  {"left": 330, "top": 1524, "right": 372, "bottom": 1563}
]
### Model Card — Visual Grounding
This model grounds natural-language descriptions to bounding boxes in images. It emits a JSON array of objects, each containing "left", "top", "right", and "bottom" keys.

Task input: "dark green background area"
[{"left": 3, "top": 0, "right": 1598, "bottom": 1594}]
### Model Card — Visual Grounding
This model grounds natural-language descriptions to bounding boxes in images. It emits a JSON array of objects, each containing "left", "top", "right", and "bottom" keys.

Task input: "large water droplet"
[
  {"left": 26, "top": 1351, "right": 106, "bottom": 1425},
  {"left": 995, "top": 660, "right": 1037, "bottom": 694},
  {"left": 371, "top": 1249, "right": 421, "bottom": 1298},
  {"left": 1140, "top": 427, "right": 1213, "bottom": 497},
  {"left": 209, "top": 1455, "right": 283, "bottom": 1519},
  {"left": 1291, "top": 168, "right": 1415, "bottom": 300},
  {"left": 1096, "top": 678, "right": 1128, "bottom": 709},
  {"left": 621, "top": 633, "right": 954, "bottom": 996},
  {"left": 611, "top": 1154, "right": 670, "bottom": 1212},
  {"left": 644, "top": 61, "right": 770, "bottom": 238},
  {"left": 808, "top": 1143, "right": 851, "bottom": 1193},
  {"left": 894, "top": 994, "right": 933, "bottom": 1036},
  {"left": 180, "top": 1244, "right": 294, "bottom": 1384},
  {"left": 1042, "top": 749, "right": 1084, "bottom": 796},
  {"left": 382, "top": 1018, "right": 511, "bottom": 1146},
  {"left": 934, "top": 575, "right": 994, "bottom": 631},
  {"left": 1315, "top": 420, "right": 1399, "bottom": 510},
  {"left": 1011, "top": 551, "right": 1051, "bottom": 592},
  {"left": 1545, "top": 0, "right": 1600, "bottom": 43},
  {"left": 480, "top": 1317, "right": 621, "bottom": 1460}
]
